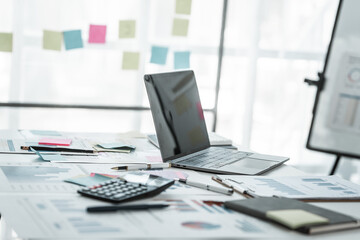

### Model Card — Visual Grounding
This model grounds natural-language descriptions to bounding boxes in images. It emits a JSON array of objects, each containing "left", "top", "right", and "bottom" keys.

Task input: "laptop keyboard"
[{"left": 176, "top": 148, "right": 252, "bottom": 169}]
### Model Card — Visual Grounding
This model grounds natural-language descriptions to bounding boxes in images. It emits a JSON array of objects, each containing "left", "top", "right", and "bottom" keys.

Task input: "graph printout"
[
  {"left": 329, "top": 53, "right": 360, "bottom": 133},
  {"left": 0, "top": 195, "right": 284, "bottom": 239},
  {"left": 217, "top": 175, "right": 360, "bottom": 200}
]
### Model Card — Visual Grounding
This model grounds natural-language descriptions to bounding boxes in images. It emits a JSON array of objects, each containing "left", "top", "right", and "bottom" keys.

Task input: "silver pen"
[{"left": 178, "top": 178, "right": 233, "bottom": 195}]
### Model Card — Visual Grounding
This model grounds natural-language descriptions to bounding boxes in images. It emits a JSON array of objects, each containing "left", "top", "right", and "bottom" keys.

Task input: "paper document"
[
  {"left": 0, "top": 162, "right": 84, "bottom": 193},
  {"left": 215, "top": 175, "right": 360, "bottom": 201},
  {"left": 0, "top": 195, "right": 285, "bottom": 239},
  {"left": 0, "top": 138, "right": 95, "bottom": 155}
]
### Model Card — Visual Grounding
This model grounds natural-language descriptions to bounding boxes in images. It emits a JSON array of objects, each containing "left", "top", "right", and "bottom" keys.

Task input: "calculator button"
[{"left": 113, "top": 193, "right": 126, "bottom": 199}]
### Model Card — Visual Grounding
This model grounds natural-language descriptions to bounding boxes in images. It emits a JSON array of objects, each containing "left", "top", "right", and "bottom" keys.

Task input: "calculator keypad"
[{"left": 77, "top": 177, "right": 174, "bottom": 203}]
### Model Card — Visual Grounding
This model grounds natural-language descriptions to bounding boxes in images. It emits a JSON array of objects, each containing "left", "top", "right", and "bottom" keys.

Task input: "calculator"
[{"left": 77, "top": 174, "right": 174, "bottom": 203}]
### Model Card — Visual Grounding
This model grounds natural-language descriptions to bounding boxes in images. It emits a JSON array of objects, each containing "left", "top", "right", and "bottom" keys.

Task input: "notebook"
[
  {"left": 224, "top": 197, "right": 360, "bottom": 234},
  {"left": 144, "top": 70, "right": 289, "bottom": 175}
]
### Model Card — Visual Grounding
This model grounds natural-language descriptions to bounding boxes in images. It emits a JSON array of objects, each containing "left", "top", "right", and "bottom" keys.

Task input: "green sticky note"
[
  {"left": 172, "top": 18, "right": 189, "bottom": 37},
  {"left": 176, "top": 0, "right": 192, "bottom": 15},
  {"left": 0, "top": 33, "right": 13, "bottom": 52},
  {"left": 266, "top": 209, "right": 329, "bottom": 229},
  {"left": 119, "top": 20, "right": 136, "bottom": 38},
  {"left": 122, "top": 52, "right": 140, "bottom": 70},
  {"left": 43, "top": 30, "right": 62, "bottom": 51}
]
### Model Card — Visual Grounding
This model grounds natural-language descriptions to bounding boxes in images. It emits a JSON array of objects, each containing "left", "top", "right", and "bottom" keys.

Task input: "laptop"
[{"left": 144, "top": 70, "right": 289, "bottom": 175}]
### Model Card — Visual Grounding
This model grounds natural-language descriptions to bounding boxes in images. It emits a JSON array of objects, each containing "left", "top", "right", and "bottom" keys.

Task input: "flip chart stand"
[{"left": 305, "top": 73, "right": 343, "bottom": 176}]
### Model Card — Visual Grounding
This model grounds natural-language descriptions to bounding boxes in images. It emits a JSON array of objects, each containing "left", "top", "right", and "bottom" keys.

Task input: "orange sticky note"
[{"left": 39, "top": 138, "right": 72, "bottom": 146}]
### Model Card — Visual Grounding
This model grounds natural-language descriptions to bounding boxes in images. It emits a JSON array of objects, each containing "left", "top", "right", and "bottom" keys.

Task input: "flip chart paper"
[
  {"left": 88, "top": 24, "right": 106, "bottom": 43},
  {"left": 174, "top": 51, "right": 190, "bottom": 69},
  {"left": 150, "top": 46, "right": 168, "bottom": 65},
  {"left": 176, "top": 0, "right": 192, "bottom": 15},
  {"left": 43, "top": 30, "right": 62, "bottom": 51},
  {"left": 63, "top": 30, "right": 83, "bottom": 50},
  {"left": 0, "top": 33, "right": 13, "bottom": 52},
  {"left": 119, "top": 20, "right": 136, "bottom": 38},
  {"left": 172, "top": 18, "right": 189, "bottom": 36},
  {"left": 122, "top": 52, "right": 140, "bottom": 70}
]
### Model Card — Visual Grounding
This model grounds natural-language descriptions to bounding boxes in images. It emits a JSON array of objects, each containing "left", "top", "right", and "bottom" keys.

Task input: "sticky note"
[
  {"left": 98, "top": 142, "right": 135, "bottom": 150},
  {"left": 188, "top": 126, "right": 206, "bottom": 145},
  {"left": 174, "top": 94, "right": 191, "bottom": 115},
  {"left": 31, "top": 148, "right": 66, "bottom": 162},
  {"left": 150, "top": 46, "right": 169, "bottom": 65},
  {"left": 266, "top": 209, "right": 329, "bottom": 229},
  {"left": 30, "top": 130, "right": 62, "bottom": 136},
  {"left": 38, "top": 153, "right": 65, "bottom": 162},
  {"left": 146, "top": 156, "right": 163, "bottom": 163},
  {"left": 39, "top": 138, "right": 72, "bottom": 146},
  {"left": 174, "top": 51, "right": 190, "bottom": 69},
  {"left": 196, "top": 102, "right": 204, "bottom": 120},
  {"left": 119, "top": 20, "right": 136, "bottom": 38},
  {"left": 43, "top": 30, "right": 62, "bottom": 51},
  {"left": 63, "top": 30, "right": 83, "bottom": 50},
  {"left": 65, "top": 174, "right": 112, "bottom": 187},
  {"left": 172, "top": 18, "right": 189, "bottom": 36},
  {"left": 88, "top": 24, "right": 106, "bottom": 43},
  {"left": 122, "top": 52, "right": 140, "bottom": 70},
  {"left": 176, "top": 0, "right": 192, "bottom": 15},
  {"left": 0, "top": 33, "right": 13, "bottom": 52}
]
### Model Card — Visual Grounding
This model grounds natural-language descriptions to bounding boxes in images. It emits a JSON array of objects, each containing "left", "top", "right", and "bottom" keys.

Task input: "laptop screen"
[{"left": 144, "top": 70, "right": 210, "bottom": 161}]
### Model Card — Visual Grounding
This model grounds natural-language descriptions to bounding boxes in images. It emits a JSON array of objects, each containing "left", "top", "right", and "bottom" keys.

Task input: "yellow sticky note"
[
  {"left": 172, "top": 18, "right": 189, "bottom": 37},
  {"left": 188, "top": 126, "right": 206, "bottom": 146},
  {"left": 122, "top": 52, "right": 140, "bottom": 70},
  {"left": 119, "top": 20, "right": 136, "bottom": 38},
  {"left": 0, "top": 33, "right": 13, "bottom": 52},
  {"left": 176, "top": 0, "right": 192, "bottom": 15},
  {"left": 43, "top": 30, "right": 62, "bottom": 51},
  {"left": 174, "top": 94, "right": 191, "bottom": 115},
  {"left": 266, "top": 209, "right": 329, "bottom": 229}
]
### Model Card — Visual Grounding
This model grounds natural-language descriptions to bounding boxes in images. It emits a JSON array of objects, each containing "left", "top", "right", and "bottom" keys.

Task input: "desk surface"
[{"left": 0, "top": 130, "right": 359, "bottom": 239}]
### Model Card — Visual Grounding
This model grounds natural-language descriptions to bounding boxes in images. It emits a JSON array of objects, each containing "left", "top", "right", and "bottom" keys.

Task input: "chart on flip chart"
[{"left": 308, "top": 0, "right": 360, "bottom": 157}]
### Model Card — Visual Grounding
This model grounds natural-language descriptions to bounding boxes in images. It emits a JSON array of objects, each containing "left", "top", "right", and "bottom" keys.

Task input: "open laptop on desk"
[{"left": 144, "top": 70, "right": 289, "bottom": 175}]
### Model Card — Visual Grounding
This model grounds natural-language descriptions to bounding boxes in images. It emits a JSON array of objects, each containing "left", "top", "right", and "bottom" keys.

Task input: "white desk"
[{"left": 0, "top": 130, "right": 359, "bottom": 239}]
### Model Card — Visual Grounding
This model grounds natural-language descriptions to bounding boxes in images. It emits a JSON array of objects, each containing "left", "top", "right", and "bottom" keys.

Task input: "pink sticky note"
[
  {"left": 88, "top": 24, "right": 106, "bottom": 43},
  {"left": 39, "top": 138, "right": 72, "bottom": 146},
  {"left": 196, "top": 102, "right": 204, "bottom": 120},
  {"left": 146, "top": 156, "right": 163, "bottom": 163}
]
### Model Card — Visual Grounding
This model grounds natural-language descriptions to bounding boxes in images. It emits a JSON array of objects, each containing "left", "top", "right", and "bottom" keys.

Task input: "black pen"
[{"left": 87, "top": 203, "right": 169, "bottom": 213}]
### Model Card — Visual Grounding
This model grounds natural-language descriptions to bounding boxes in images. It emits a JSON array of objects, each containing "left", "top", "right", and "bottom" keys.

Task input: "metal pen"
[
  {"left": 178, "top": 178, "right": 233, "bottom": 195},
  {"left": 111, "top": 163, "right": 171, "bottom": 171}
]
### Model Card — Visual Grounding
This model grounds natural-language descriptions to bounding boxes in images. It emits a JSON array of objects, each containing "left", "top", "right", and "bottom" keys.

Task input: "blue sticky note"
[
  {"left": 63, "top": 30, "right": 83, "bottom": 50},
  {"left": 150, "top": 46, "right": 169, "bottom": 65},
  {"left": 31, "top": 148, "right": 65, "bottom": 162},
  {"left": 65, "top": 174, "right": 112, "bottom": 187},
  {"left": 30, "top": 130, "right": 62, "bottom": 136},
  {"left": 99, "top": 143, "right": 136, "bottom": 150},
  {"left": 174, "top": 51, "right": 190, "bottom": 69}
]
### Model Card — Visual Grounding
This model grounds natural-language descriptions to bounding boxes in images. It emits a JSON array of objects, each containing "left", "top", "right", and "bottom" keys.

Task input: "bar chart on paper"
[
  {"left": 218, "top": 175, "right": 360, "bottom": 200},
  {"left": 0, "top": 162, "right": 84, "bottom": 192}
]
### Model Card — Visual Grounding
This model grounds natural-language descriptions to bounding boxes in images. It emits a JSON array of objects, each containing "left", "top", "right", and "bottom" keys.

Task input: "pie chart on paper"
[{"left": 181, "top": 221, "right": 221, "bottom": 230}]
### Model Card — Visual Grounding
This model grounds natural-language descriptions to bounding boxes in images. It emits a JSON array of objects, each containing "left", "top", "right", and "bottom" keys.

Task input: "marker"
[
  {"left": 178, "top": 178, "right": 233, "bottom": 195},
  {"left": 111, "top": 163, "right": 171, "bottom": 171},
  {"left": 87, "top": 203, "right": 169, "bottom": 213}
]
